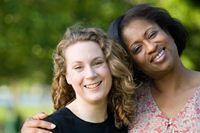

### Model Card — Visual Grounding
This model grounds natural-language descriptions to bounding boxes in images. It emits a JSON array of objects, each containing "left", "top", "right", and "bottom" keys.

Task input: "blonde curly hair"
[{"left": 51, "top": 27, "right": 136, "bottom": 128}]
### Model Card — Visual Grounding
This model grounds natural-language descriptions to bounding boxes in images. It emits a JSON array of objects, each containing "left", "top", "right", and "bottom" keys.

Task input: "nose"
[
  {"left": 85, "top": 66, "right": 97, "bottom": 79},
  {"left": 143, "top": 40, "right": 157, "bottom": 54}
]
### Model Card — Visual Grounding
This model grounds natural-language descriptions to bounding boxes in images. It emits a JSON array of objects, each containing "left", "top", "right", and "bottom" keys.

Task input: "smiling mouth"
[
  {"left": 84, "top": 81, "right": 102, "bottom": 89},
  {"left": 151, "top": 47, "right": 166, "bottom": 63}
]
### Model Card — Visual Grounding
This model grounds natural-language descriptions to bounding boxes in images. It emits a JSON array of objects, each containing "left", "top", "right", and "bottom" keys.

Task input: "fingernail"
[{"left": 51, "top": 124, "right": 56, "bottom": 128}]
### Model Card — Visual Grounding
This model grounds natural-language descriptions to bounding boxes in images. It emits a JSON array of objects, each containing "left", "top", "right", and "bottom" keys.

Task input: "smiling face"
[
  {"left": 64, "top": 41, "right": 112, "bottom": 104},
  {"left": 122, "top": 19, "right": 180, "bottom": 79}
]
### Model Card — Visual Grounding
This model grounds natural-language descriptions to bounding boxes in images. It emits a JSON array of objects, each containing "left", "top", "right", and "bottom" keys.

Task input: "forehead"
[
  {"left": 123, "top": 19, "right": 158, "bottom": 32},
  {"left": 122, "top": 19, "right": 159, "bottom": 39},
  {"left": 64, "top": 41, "right": 104, "bottom": 62}
]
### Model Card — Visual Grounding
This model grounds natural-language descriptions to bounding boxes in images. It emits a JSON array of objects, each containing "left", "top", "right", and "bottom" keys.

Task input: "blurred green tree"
[{"left": 0, "top": 0, "right": 199, "bottom": 86}]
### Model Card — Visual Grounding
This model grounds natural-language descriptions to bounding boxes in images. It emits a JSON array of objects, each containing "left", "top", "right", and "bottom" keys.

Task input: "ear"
[{"left": 66, "top": 74, "right": 71, "bottom": 85}]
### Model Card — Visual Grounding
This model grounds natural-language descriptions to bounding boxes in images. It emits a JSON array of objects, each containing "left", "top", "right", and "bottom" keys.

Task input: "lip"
[
  {"left": 150, "top": 47, "right": 166, "bottom": 63},
  {"left": 84, "top": 81, "right": 102, "bottom": 89}
]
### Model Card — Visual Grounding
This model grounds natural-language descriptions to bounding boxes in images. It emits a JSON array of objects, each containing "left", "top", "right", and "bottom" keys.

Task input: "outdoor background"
[{"left": 0, "top": 0, "right": 200, "bottom": 132}]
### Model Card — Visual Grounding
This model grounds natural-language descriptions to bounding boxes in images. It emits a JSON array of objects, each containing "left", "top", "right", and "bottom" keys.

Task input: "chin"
[{"left": 88, "top": 95, "right": 107, "bottom": 103}]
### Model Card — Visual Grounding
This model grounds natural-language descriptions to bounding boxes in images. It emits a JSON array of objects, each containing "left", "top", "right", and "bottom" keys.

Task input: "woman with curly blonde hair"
[{"left": 21, "top": 27, "right": 136, "bottom": 133}]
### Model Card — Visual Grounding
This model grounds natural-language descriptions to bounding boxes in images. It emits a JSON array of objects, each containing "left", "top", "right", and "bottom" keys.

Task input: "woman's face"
[
  {"left": 122, "top": 19, "right": 179, "bottom": 79},
  {"left": 64, "top": 41, "right": 112, "bottom": 104}
]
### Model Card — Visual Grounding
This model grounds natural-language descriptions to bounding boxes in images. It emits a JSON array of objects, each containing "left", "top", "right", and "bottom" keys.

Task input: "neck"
[
  {"left": 66, "top": 98, "right": 108, "bottom": 123},
  {"left": 152, "top": 64, "right": 191, "bottom": 94}
]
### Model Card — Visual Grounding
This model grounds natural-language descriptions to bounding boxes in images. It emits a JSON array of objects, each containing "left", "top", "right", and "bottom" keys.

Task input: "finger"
[
  {"left": 25, "top": 119, "right": 56, "bottom": 130},
  {"left": 21, "top": 127, "right": 53, "bottom": 133},
  {"left": 32, "top": 128, "right": 53, "bottom": 133},
  {"left": 32, "top": 112, "right": 49, "bottom": 120}
]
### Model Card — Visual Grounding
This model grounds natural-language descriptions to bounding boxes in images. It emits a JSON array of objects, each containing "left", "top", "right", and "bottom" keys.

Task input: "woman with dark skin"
[
  {"left": 109, "top": 4, "right": 200, "bottom": 132},
  {"left": 21, "top": 4, "right": 200, "bottom": 133}
]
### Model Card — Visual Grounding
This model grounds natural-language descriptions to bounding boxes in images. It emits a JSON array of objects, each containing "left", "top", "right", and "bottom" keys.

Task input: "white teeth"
[
  {"left": 154, "top": 49, "right": 164, "bottom": 61},
  {"left": 84, "top": 81, "right": 101, "bottom": 89}
]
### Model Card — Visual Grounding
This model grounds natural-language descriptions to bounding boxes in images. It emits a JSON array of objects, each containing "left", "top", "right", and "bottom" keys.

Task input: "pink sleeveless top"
[{"left": 129, "top": 86, "right": 200, "bottom": 133}]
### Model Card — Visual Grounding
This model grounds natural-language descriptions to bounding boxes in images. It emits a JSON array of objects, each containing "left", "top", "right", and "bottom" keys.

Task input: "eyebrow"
[
  {"left": 92, "top": 57, "right": 105, "bottom": 62},
  {"left": 129, "top": 26, "right": 157, "bottom": 49},
  {"left": 71, "top": 57, "right": 104, "bottom": 64}
]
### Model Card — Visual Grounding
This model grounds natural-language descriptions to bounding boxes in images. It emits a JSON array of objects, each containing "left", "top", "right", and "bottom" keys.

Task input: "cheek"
[
  {"left": 161, "top": 32, "right": 174, "bottom": 46},
  {"left": 102, "top": 67, "right": 112, "bottom": 78},
  {"left": 132, "top": 54, "right": 146, "bottom": 66},
  {"left": 101, "top": 67, "right": 112, "bottom": 85},
  {"left": 67, "top": 71, "right": 83, "bottom": 87},
  {"left": 106, "top": 71, "right": 112, "bottom": 84},
  {"left": 105, "top": 73, "right": 112, "bottom": 93},
  {"left": 132, "top": 54, "right": 150, "bottom": 73}
]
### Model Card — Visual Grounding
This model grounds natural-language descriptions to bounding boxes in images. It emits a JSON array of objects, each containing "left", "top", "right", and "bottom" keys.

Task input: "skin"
[
  {"left": 122, "top": 19, "right": 200, "bottom": 118},
  {"left": 122, "top": 19, "right": 180, "bottom": 80},
  {"left": 21, "top": 19, "right": 200, "bottom": 132},
  {"left": 21, "top": 112, "right": 55, "bottom": 133},
  {"left": 21, "top": 41, "right": 112, "bottom": 132},
  {"left": 65, "top": 41, "right": 112, "bottom": 122}
]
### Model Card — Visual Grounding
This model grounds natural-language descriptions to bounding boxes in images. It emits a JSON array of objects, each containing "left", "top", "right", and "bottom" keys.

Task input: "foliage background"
[{"left": 0, "top": 0, "right": 199, "bottom": 132}]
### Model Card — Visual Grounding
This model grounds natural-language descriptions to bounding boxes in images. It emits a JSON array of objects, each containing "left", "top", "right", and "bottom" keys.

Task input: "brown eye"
[
  {"left": 130, "top": 44, "right": 142, "bottom": 55},
  {"left": 148, "top": 31, "right": 157, "bottom": 39}
]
